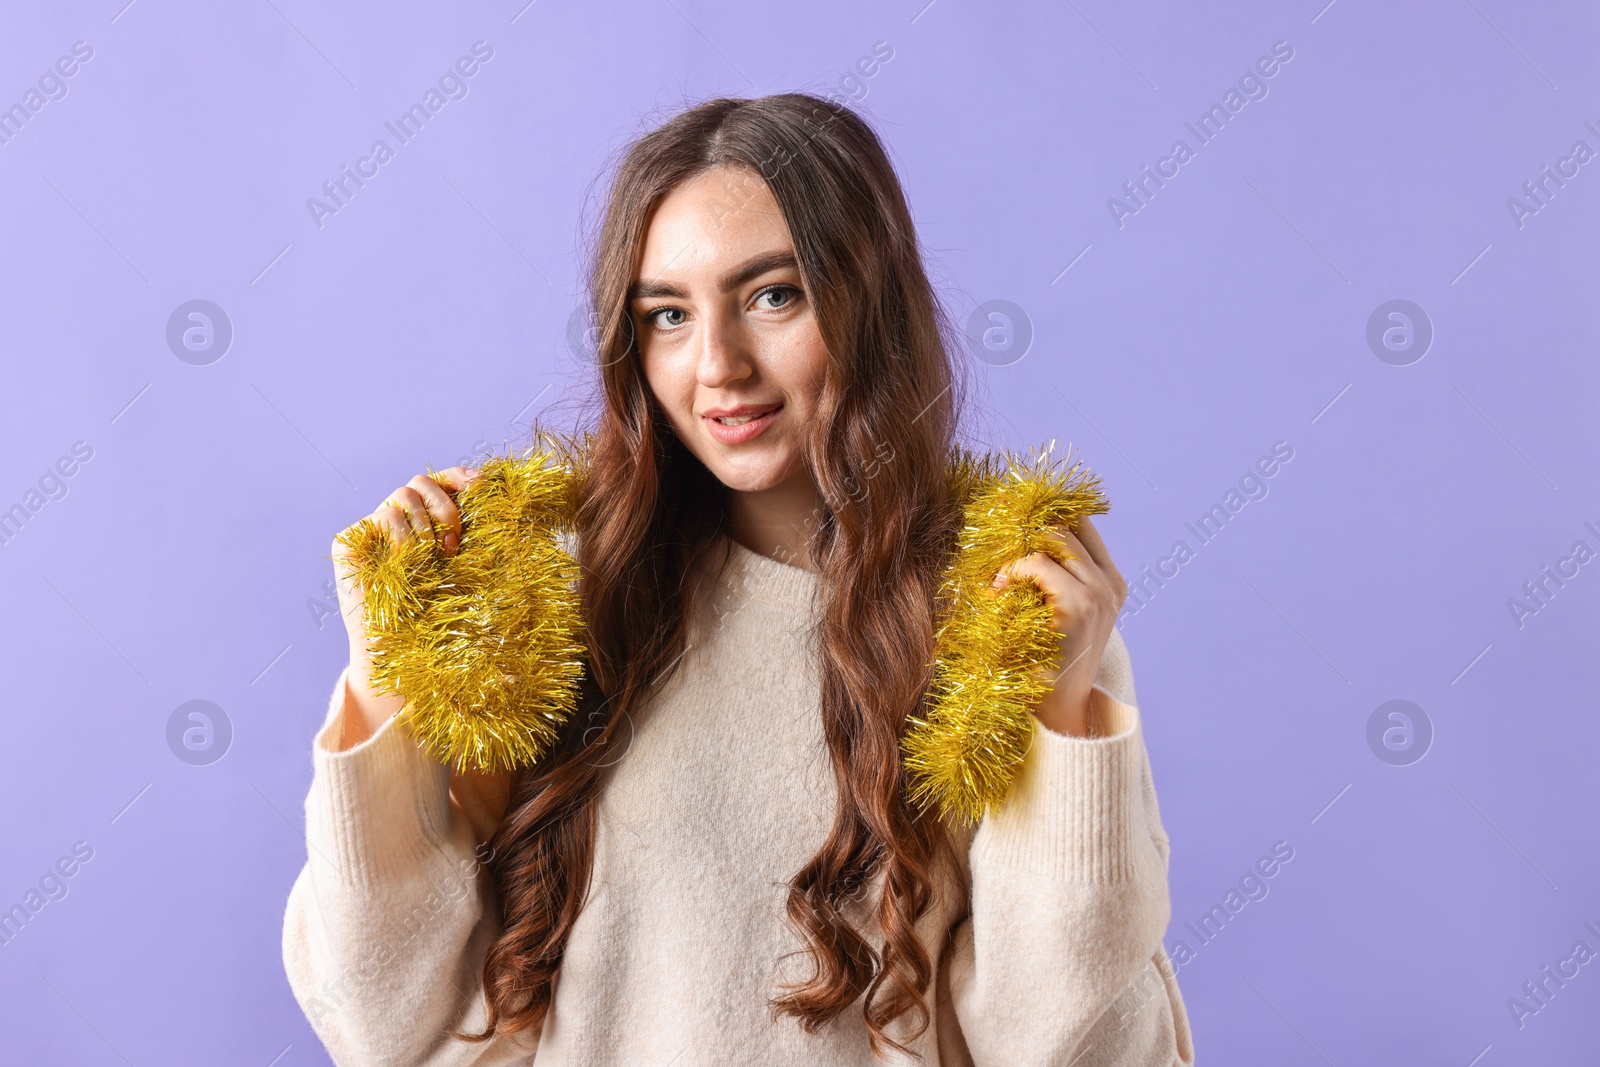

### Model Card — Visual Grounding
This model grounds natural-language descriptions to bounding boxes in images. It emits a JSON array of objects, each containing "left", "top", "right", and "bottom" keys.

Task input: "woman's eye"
[
  {"left": 649, "top": 307, "right": 687, "bottom": 329},
  {"left": 755, "top": 286, "right": 798, "bottom": 310}
]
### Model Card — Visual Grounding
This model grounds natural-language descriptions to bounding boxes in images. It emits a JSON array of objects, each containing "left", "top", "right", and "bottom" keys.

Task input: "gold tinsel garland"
[
  {"left": 334, "top": 429, "right": 592, "bottom": 775},
  {"left": 336, "top": 433, "right": 1108, "bottom": 821},
  {"left": 902, "top": 444, "right": 1110, "bottom": 823}
]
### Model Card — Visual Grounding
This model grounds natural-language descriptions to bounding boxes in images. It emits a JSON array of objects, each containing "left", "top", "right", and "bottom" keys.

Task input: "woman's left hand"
[{"left": 991, "top": 516, "right": 1129, "bottom": 737}]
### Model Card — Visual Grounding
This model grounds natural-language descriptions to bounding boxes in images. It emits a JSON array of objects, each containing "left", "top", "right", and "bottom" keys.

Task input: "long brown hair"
[{"left": 455, "top": 92, "right": 973, "bottom": 1056}]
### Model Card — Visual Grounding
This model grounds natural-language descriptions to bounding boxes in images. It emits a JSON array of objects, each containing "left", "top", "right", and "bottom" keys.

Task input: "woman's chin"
[
  {"left": 704, "top": 453, "right": 797, "bottom": 495},
  {"left": 711, "top": 469, "right": 787, "bottom": 494}
]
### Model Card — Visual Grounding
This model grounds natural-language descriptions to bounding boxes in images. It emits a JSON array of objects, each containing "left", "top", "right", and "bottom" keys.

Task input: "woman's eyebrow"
[{"left": 627, "top": 250, "right": 798, "bottom": 302}]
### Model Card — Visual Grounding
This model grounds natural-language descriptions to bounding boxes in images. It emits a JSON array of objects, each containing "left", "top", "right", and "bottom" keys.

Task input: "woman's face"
[{"left": 631, "top": 165, "right": 828, "bottom": 495}]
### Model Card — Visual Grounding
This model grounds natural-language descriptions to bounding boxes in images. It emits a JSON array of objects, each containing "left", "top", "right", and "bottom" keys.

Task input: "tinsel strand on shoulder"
[{"left": 335, "top": 430, "right": 1108, "bottom": 819}]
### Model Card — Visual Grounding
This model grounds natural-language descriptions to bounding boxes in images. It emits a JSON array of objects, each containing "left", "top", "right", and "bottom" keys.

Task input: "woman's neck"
[{"left": 724, "top": 472, "right": 824, "bottom": 573}]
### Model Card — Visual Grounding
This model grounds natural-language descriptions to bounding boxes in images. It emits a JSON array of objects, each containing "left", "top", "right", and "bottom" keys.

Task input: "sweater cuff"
[
  {"left": 971, "top": 685, "right": 1146, "bottom": 884},
  {"left": 303, "top": 667, "right": 456, "bottom": 890}
]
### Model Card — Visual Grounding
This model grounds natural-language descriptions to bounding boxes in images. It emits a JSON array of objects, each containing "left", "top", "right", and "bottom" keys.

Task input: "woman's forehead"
[{"left": 634, "top": 170, "right": 792, "bottom": 287}]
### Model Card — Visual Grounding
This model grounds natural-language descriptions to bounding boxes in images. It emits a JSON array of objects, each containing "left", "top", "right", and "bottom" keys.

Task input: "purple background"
[{"left": 2, "top": 1, "right": 1595, "bottom": 1063}]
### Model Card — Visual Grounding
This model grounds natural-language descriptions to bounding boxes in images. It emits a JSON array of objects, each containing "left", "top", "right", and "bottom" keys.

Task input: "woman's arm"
[
  {"left": 281, "top": 667, "right": 540, "bottom": 1066},
  {"left": 943, "top": 628, "right": 1195, "bottom": 1066}
]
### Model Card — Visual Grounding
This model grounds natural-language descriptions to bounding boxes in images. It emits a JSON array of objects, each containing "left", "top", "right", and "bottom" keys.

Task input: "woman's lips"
[{"left": 703, "top": 405, "right": 781, "bottom": 445}]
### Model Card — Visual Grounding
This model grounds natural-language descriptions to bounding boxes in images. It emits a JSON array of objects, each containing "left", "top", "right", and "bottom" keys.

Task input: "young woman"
[{"left": 283, "top": 93, "right": 1195, "bottom": 1065}]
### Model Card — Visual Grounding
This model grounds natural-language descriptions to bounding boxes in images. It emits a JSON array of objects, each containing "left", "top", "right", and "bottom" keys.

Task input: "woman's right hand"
[{"left": 329, "top": 465, "right": 482, "bottom": 750}]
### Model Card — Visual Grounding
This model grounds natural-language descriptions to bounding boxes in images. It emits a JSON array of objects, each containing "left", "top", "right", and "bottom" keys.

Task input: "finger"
[
  {"left": 1056, "top": 517, "right": 1126, "bottom": 600},
  {"left": 334, "top": 506, "right": 415, "bottom": 604},
  {"left": 994, "top": 555, "right": 1090, "bottom": 644},
  {"left": 1038, "top": 525, "right": 1087, "bottom": 562},
  {"left": 332, "top": 507, "right": 406, "bottom": 573},
  {"left": 370, "top": 504, "right": 416, "bottom": 548},
  {"left": 1035, "top": 526, "right": 1099, "bottom": 586},
  {"left": 1064, "top": 515, "right": 1118, "bottom": 577},
  {"left": 383, "top": 487, "right": 436, "bottom": 544},
  {"left": 433, "top": 465, "right": 483, "bottom": 494},
  {"left": 993, "top": 551, "right": 1079, "bottom": 599},
  {"left": 408, "top": 474, "right": 463, "bottom": 553}
]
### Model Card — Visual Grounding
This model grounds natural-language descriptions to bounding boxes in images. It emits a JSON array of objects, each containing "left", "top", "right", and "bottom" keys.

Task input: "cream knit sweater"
[{"left": 282, "top": 533, "right": 1195, "bottom": 1066}]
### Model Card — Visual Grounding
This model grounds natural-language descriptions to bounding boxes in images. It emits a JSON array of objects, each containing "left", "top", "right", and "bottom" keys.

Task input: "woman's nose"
[{"left": 694, "top": 309, "right": 753, "bottom": 387}]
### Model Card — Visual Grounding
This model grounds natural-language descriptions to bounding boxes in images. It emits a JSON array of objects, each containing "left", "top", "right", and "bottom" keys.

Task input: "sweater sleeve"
[
  {"left": 945, "top": 627, "right": 1196, "bottom": 1066},
  {"left": 280, "top": 667, "right": 541, "bottom": 1067}
]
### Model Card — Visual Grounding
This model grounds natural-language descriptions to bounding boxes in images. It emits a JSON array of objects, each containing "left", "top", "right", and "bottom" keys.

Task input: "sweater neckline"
[{"left": 714, "top": 531, "right": 822, "bottom": 612}]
